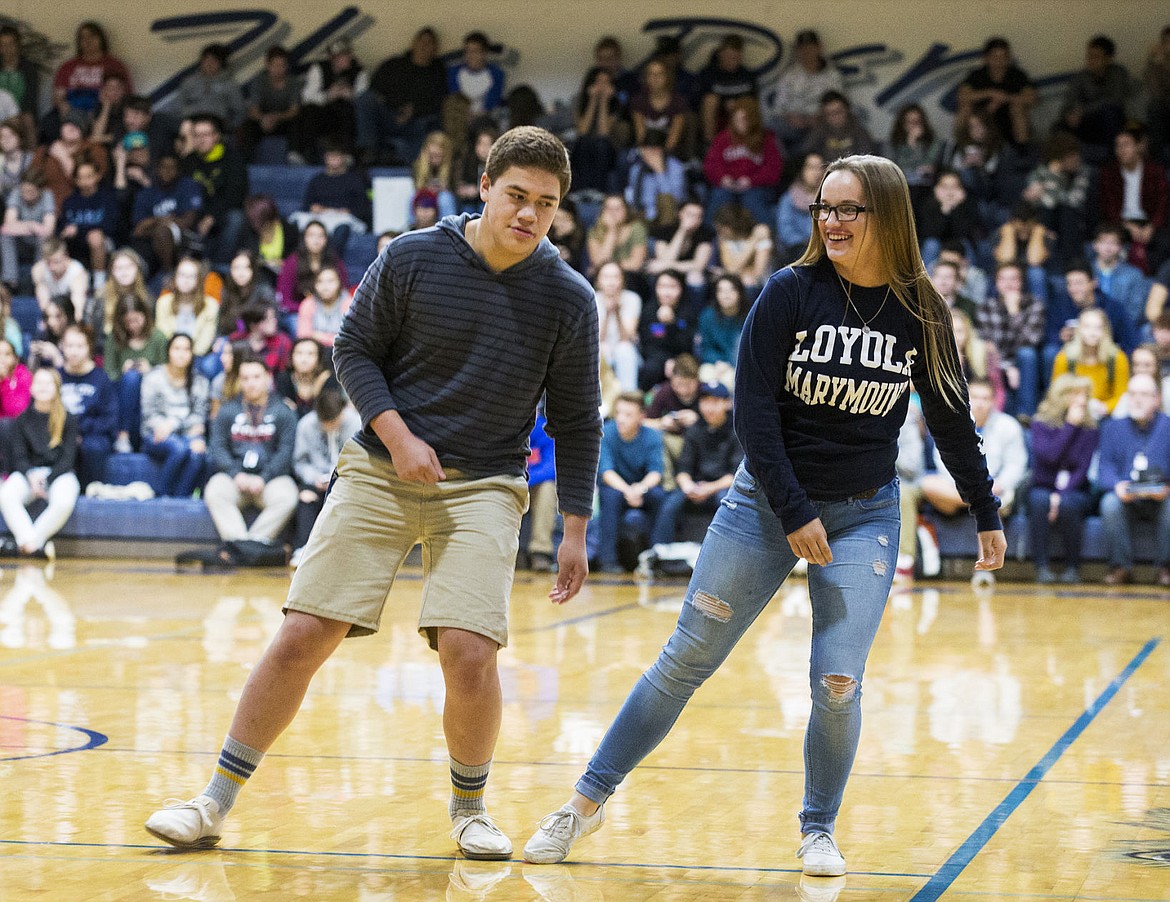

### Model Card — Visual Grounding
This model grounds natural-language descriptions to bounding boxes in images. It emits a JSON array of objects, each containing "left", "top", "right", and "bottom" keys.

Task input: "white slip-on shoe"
[
  {"left": 144, "top": 795, "right": 225, "bottom": 849},
  {"left": 451, "top": 812, "right": 513, "bottom": 860}
]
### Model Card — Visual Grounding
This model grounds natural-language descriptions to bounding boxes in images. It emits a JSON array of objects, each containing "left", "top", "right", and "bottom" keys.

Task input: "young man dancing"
[{"left": 145, "top": 126, "right": 601, "bottom": 860}]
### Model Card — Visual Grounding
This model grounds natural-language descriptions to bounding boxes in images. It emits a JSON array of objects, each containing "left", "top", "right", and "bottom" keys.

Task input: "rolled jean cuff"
[{"left": 574, "top": 773, "right": 615, "bottom": 805}]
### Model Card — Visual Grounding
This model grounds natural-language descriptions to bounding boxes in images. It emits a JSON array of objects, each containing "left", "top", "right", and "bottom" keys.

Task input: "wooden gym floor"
[{"left": 2, "top": 558, "right": 1169, "bottom": 901}]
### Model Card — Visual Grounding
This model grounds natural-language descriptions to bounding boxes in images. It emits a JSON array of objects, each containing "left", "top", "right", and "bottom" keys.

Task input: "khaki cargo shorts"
[{"left": 284, "top": 441, "right": 529, "bottom": 649}]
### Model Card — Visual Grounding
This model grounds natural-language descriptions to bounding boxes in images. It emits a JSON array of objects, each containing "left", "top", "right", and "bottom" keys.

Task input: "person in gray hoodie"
[
  {"left": 173, "top": 44, "right": 245, "bottom": 130},
  {"left": 290, "top": 378, "right": 359, "bottom": 563}
]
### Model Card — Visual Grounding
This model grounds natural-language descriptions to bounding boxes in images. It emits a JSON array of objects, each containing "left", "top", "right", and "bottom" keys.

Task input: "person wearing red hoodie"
[
  {"left": 1098, "top": 124, "right": 1170, "bottom": 274},
  {"left": 703, "top": 97, "right": 783, "bottom": 228}
]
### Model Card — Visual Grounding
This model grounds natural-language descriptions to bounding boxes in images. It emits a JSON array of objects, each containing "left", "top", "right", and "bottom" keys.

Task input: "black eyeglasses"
[{"left": 809, "top": 203, "right": 867, "bottom": 222}]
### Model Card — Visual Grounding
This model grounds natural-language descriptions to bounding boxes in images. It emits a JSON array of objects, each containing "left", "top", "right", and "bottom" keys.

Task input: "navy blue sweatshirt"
[
  {"left": 735, "top": 257, "right": 1001, "bottom": 534},
  {"left": 61, "top": 187, "right": 120, "bottom": 237},
  {"left": 60, "top": 366, "right": 118, "bottom": 441},
  {"left": 333, "top": 214, "right": 602, "bottom": 518}
]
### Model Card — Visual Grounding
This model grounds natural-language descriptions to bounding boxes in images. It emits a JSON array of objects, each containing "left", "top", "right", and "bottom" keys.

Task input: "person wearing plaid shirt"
[{"left": 977, "top": 261, "right": 1046, "bottom": 415}]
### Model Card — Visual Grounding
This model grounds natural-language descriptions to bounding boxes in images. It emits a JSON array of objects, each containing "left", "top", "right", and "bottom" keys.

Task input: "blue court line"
[
  {"left": 909, "top": 636, "right": 1161, "bottom": 902},
  {"left": 0, "top": 838, "right": 932, "bottom": 879},
  {"left": 0, "top": 715, "right": 108, "bottom": 762}
]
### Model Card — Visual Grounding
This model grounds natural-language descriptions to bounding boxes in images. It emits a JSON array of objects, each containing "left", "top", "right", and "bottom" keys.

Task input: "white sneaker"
[
  {"left": 144, "top": 795, "right": 225, "bottom": 849},
  {"left": 451, "top": 812, "right": 512, "bottom": 860},
  {"left": 523, "top": 803, "right": 604, "bottom": 864},
  {"left": 917, "top": 523, "right": 941, "bottom": 577},
  {"left": 797, "top": 831, "right": 846, "bottom": 877}
]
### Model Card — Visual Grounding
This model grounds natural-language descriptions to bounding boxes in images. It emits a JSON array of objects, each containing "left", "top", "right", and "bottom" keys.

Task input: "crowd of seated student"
[
  {"left": 0, "top": 216, "right": 359, "bottom": 561},
  {"left": 897, "top": 365, "right": 1170, "bottom": 587},
  {"left": 2, "top": 17, "right": 1170, "bottom": 581}
]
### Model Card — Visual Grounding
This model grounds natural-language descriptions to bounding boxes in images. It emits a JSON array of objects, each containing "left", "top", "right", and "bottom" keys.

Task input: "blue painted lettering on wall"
[
  {"left": 141, "top": 10, "right": 1072, "bottom": 126},
  {"left": 148, "top": 7, "right": 373, "bottom": 106}
]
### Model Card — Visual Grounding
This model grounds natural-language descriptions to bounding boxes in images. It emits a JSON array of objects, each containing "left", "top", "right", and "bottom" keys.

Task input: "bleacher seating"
[
  {"left": 924, "top": 508, "right": 1158, "bottom": 567},
  {"left": 11, "top": 295, "right": 40, "bottom": 356},
  {"left": 246, "top": 164, "right": 410, "bottom": 223},
  {"left": 247, "top": 164, "right": 321, "bottom": 221},
  {"left": 342, "top": 231, "right": 379, "bottom": 278},
  {"left": 0, "top": 452, "right": 219, "bottom": 558},
  {"left": 253, "top": 135, "right": 290, "bottom": 166}
]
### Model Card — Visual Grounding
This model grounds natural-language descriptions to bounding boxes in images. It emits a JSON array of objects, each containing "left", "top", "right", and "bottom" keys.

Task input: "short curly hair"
[{"left": 484, "top": 126, "right": 572, "bottom": 199}]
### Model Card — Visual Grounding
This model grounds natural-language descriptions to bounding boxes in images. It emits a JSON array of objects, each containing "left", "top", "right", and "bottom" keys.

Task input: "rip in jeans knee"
[
  {"left": 821, "top": 674, "right": 857, "bottom": 704},
  {"left": 872, "top": 535, "right": 890, "bottom": 575},
  {"left": 690, "top": 589, "right": 732, "bottom": 622}
]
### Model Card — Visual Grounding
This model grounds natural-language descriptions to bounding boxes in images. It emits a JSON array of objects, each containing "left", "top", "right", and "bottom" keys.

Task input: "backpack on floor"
[
  {"left": 636, "top": 541, "right": 703, "bottom": 579},
  {"left": 175, "top": 540, "right": 288, "bottom": 572}
]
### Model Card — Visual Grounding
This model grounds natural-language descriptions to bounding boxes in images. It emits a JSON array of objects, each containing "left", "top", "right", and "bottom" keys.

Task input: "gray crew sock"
[
  {"left": 449, "top": 756, "right": 491, "bottom": 819},
  {"left": 202, "top": 735, "right": 265, "bottom": 814}
]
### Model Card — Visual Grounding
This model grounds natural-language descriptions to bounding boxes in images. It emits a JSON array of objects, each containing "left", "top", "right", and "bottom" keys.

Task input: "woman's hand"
[
  {"left": 974, "top": 529, "right": 1007, "bottom": 571},
  {"left": 787, "top": 518, "right": 832, "bottom": 566}
]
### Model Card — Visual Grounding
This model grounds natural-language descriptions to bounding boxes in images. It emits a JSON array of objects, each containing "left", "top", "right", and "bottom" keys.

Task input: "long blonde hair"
[
  {"left": 413, "top": 131, "right": 453, "bottom": 190},
  {"left": 1035, "top": 373, "right": 1096, "bottom": 428},
  {"left": 951, "top": 308, "right": 989, "bottom": 379},
  {"left": 36, "top": 368, "right": 69, "bottom": 448},
  {"left": 794, "top": 154, "right": 965, "bottom": 408},
  {"left": 1065, "top": 307, "right": 1120, "bottom": 365},
  {"left": 102, "top": 247, "right": 149, "bottom": 335}
]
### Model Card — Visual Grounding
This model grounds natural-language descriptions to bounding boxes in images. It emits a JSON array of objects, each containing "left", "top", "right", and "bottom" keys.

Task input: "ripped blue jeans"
[{"left": 576, "top": 464, "right": 900, "bottom": 835}]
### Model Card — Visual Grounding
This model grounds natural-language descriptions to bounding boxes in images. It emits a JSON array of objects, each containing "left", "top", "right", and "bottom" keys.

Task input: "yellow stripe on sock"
[
  {"left": 216, "top": 766, "right": 248, "bottom": 786},
  {"left": 450, "top": 787, "right": 484, "bottom": 799}
]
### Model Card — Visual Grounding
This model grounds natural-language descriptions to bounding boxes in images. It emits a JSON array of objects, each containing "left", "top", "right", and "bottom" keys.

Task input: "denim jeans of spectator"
[
  {"left": 576, "top": 466, "right": 899, "bottom": 835},
  {"left": 596, "top": 484, "right": 678, "bottom": 567},
  {"left": 142, "top": 433, "right": 207, "bottom": 498},
  {"left": 1025, "top": 265, "right": 1049, "bottom": 304},
  {"left": 659, "top": 486, "right": 727, "bottom": 539},
  {"left": 1027, "top": 486, "right": 1094, "bottom": 569},
  {"left": 210, "top": 210, "right": 246, "bottom": 267},
  {"left": 354, "top": 91, "right": 435, "bottom": 163},
  {"left": 1005, "top": 346, "right": 1041, "bottom": 416},
  {"left": 1100, "top": 492, "right": 1170, "bottom": 569},
  {"left": 921, "top": 237, "right": 978, "bottom": 271},
  {"left": 705, "top": 186, "right": 777, "bottom": 231},
  {"left": 77, "top": 433, "right": 114, "bottom": 488},
  {"left": 117, "top": 370, "right": 143, "bottom": 451}
]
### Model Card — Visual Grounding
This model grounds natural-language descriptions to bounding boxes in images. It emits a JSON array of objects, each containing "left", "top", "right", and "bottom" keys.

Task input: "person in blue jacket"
[
  {"left": 525, "top": 154, "right": 1007, "bottom": 877},
  {"left": 1098, "top": 372, "right": 1170, "bottom": 586},
  {"left": 58, "top": 323, "right": 118, "bottom": 487}
]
